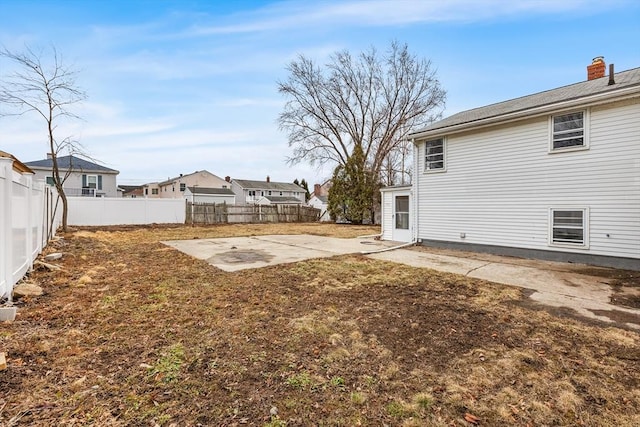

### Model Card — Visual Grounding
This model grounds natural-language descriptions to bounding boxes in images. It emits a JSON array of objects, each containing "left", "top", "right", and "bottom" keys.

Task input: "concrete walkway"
[
  {"left": 164, "top": 234, "right": 640, "bottom": 330},
  {"left": 369, "top": 247, "right": 640, "bottom": 330}
]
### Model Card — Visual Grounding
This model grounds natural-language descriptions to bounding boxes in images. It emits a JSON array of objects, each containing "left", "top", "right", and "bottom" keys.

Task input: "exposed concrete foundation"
[{"left": 418, "top": 240, "right": 640, "bottom": 271}]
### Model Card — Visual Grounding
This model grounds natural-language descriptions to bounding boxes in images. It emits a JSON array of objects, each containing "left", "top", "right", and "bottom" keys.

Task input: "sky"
[{"left": 1, "top": 0, "right": 639, "bottom": 186}]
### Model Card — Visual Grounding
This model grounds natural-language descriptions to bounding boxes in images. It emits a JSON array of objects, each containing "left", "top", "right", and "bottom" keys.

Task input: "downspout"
[
  {"left": 412, "top": 138, "right": 419, "bottom": 244},
  {"left": 360, "top": 240, "right": 415, "bottom": 255}
]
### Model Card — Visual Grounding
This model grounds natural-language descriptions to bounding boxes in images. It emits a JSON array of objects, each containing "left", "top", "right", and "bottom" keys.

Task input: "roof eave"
[{"left": 409, "top": 85, "right": 640, "bottom": 141}]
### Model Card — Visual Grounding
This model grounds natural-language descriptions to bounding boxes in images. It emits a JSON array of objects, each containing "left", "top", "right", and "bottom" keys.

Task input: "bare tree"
[
  {"left": 0, "top": 45, "right": 87, "bottom": 231},
  {"left": 278, "top": 41, "right": 446, "bottom": 181},
  {"left": 380, "top": 138, "right": 413, "bottom": 186}
]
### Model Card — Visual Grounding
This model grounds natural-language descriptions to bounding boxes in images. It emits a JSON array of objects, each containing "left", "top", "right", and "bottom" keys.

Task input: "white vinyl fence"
[
  {"left": 1, "top": 157, "right": 61, "bottom": 300},
  {"left": 67, "top": 197, "right": 186, "bottom": 226}
]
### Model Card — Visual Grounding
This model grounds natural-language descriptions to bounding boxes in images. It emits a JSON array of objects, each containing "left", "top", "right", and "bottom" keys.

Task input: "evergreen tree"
[{"left": 328, "top": 145, "right": 377, "bottom": 224}]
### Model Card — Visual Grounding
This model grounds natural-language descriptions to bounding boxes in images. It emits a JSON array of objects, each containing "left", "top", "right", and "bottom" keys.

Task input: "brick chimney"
[
  {"left": 225, "top": 176, "right": 230, "bottom": 182},
  {"left": 266, "top": 175, "right": 270, "bottom": 183},
  {"left": 314, "top": 183, "right": 321, "bottom": 196},
  {"left": 587, "top": 56, "right": 606, "bottom": 80}
]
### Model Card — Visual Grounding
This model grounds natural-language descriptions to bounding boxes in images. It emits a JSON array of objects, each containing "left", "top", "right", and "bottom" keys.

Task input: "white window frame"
[
  {"left": 424, "top": 137, "right": 446, "bottom": 173},
  {"left": 86, "top": 174, "right": 98, "bottom": 189},
  {"left": 549, "top": 109, "right": 589, "bottom": 153},
  {"left": 548, "top": 207, "right": 589, "bottom": 249}
]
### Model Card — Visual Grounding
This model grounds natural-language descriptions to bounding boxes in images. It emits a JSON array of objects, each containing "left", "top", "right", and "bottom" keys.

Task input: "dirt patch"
[
  {"left": 209, "top": 249, "right": 274, "bottom": 264},
  {"left": 1, "top": 224, "right": 639, "bottom": 426},
  {"left": 609, "top": 271, "right": 640, "bottom": 309}
]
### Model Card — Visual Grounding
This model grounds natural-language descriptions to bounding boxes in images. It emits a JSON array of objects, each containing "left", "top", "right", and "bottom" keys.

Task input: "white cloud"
[{"left": 189, "top": 0, "right": 621, "bottom": 35}]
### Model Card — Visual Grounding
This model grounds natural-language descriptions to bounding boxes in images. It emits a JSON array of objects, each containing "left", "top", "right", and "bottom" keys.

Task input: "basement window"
[
  {"left": 550, "top": 111, "right": 588, "bottom": 151},
  {"left": 424, "top": 138, "right": 445, "bottom": 172},
  {"left": 549, "top": 208, "right": 588, "bottom": 247}
]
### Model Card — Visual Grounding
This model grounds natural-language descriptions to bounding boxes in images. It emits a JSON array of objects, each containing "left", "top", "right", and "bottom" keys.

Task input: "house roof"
[
  {"left": 24, "top": 155, "right": 119, "bottom": 174},
  {"left": 233, "top": 179, "right": 304, "bottom": 192},
  {"left": 312, "top": 195, "right": 328, "bottom": 203},
  {"left": 410, "top": 66, "right": 640, "bottom": 139},
  {"left": 187, "top": 186, "right": 235, "bottom": 195},
  {"left": 0, "top": 150, "right": 34, "bottom": 174},
  {"left": 119, "top": 185, "right": 142, "bottom": 192},
  {"left": 263, "top": 196, "right": 303, "bottom": 204},
  {"left": 158, "top": 170, "right": 222, "bottom": 186}
]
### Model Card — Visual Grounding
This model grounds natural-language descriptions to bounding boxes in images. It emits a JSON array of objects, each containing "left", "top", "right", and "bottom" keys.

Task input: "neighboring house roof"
[
  {"left": 410, "top": 67, "right": 640, "bottom": 139},
  {"left": 0, "top": 150, "right": 34, "bottom": 174},
  {"left": 119, "top": 185, "right": 142, "bottom": 192},
  {"left": 24, "top": 155, "right": 119, "bottom": 174},
  {"left": 264, "top": 196, "right": 303, "bottom": 204},
  {"left": 233, "top": 179, "right": 304, "bottom": 192},
  {"left": 187, "top": 186, "right": 235, "bottom": 195},
  {"left": 158, "top": 170, "right": 222, "bottom": 186}
]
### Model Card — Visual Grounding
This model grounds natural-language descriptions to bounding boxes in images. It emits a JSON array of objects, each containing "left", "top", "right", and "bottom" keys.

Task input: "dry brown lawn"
[{"left": 1, "top": 223, "right": 639, "bottom": 426}]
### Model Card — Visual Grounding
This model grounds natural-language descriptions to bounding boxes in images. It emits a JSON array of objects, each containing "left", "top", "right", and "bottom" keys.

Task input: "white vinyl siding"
[
  {"left": 381, "top": 190, "right": 394, "bottom": 241},
  {"left": 415, "top": 98, "right": 640, "bottom": 260}
]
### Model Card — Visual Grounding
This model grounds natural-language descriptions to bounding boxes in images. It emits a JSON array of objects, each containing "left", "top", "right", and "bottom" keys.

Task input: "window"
[
  {"left": 145, "top": 188, "right": 149, "bottom": 195},
  {"left": 180, "top": 183, "right": 186, "bottom": 192},
  {"left": 551, "top": 111, "right": 586, "bottom": 151},
  {"left": 395, "top": 196, "right": 409, "bottom": 230},
  {"left": 86, "top": 175, "right": 98, "bottom": 189},
  {"left": 249, "top": 190, "right": 256, "bottom": 197},
  {"left": 82, "top": 174, "right": 99, "bottom": 196},
  {"left": 550, "top": 208, "right": 588, "bottom": 247},
  {"left": 425, "top": 138, "right": 445, "bottom": 171},
  {"left": 46, "top": 176, "right": 55, "bottom": 186},
  {"left": 152, "top": 188, "right": 158, "bottom": 195}
]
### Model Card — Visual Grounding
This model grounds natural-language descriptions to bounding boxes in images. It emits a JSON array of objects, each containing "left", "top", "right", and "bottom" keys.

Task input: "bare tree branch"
[
  {"left": 277, "top": 41, "right": 445, "bottom": 184},
  {"left": 0, "top": 44, "right": 87, "bottom": 231}
]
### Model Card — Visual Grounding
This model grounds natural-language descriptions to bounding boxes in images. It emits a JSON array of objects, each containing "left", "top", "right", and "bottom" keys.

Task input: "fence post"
[
  {"left": 0, "top": 158, "right": 13, "bottom": 300},
  {"left": 25, "top": 173, "right": 34, "bottom": 272}
]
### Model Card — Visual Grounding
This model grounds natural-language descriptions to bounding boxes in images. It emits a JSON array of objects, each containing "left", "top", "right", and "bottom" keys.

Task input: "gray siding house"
[
  {"left": 24, "top": 154, "right": 119, "bottom": 197},
  {"left": 231, "top": 177, "right": 305, "bottom": 205}
]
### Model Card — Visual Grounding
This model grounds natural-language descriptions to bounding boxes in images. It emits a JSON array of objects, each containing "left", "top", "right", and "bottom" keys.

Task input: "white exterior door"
[{"left": 392, "top": 194, "right": 411, "bottom": 242}]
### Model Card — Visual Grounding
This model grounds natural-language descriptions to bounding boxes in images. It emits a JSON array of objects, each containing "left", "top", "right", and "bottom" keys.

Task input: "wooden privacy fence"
[{"left": 186, "top": 203, "right": 321, "bottom": 224}]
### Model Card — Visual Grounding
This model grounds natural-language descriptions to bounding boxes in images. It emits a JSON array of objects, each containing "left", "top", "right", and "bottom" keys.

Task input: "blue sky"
[{"left": 1, "top": 0, "right": 639, "bottom": 186}]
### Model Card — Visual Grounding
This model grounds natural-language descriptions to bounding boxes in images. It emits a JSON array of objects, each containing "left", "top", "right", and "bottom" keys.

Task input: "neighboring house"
[
  {"left": 231, "top": 176, "right": 306, "bottom": 205},
  {"left": 308, "top": 194, "right": 329, "bottom": 221},
  {"left": 382, "top": 58, "right": 640, "bottom": 270},
  {"left": 24, "top": 154, "right": 119, "bottom": 197},
  {"left": 184, "top": 186, "right": 236, "bottom": 204},
  {"left": 120, "top": 185, "right": 144, "bottom": 198},
  {"left": 150, "top": 170, "right": 230, "bottom": 199},
  {"left": 142, "top": 182, "right": 160, "bottom": 198},
  {"left": 308, "top": 180, "right": 332, "bottom": 221}
]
